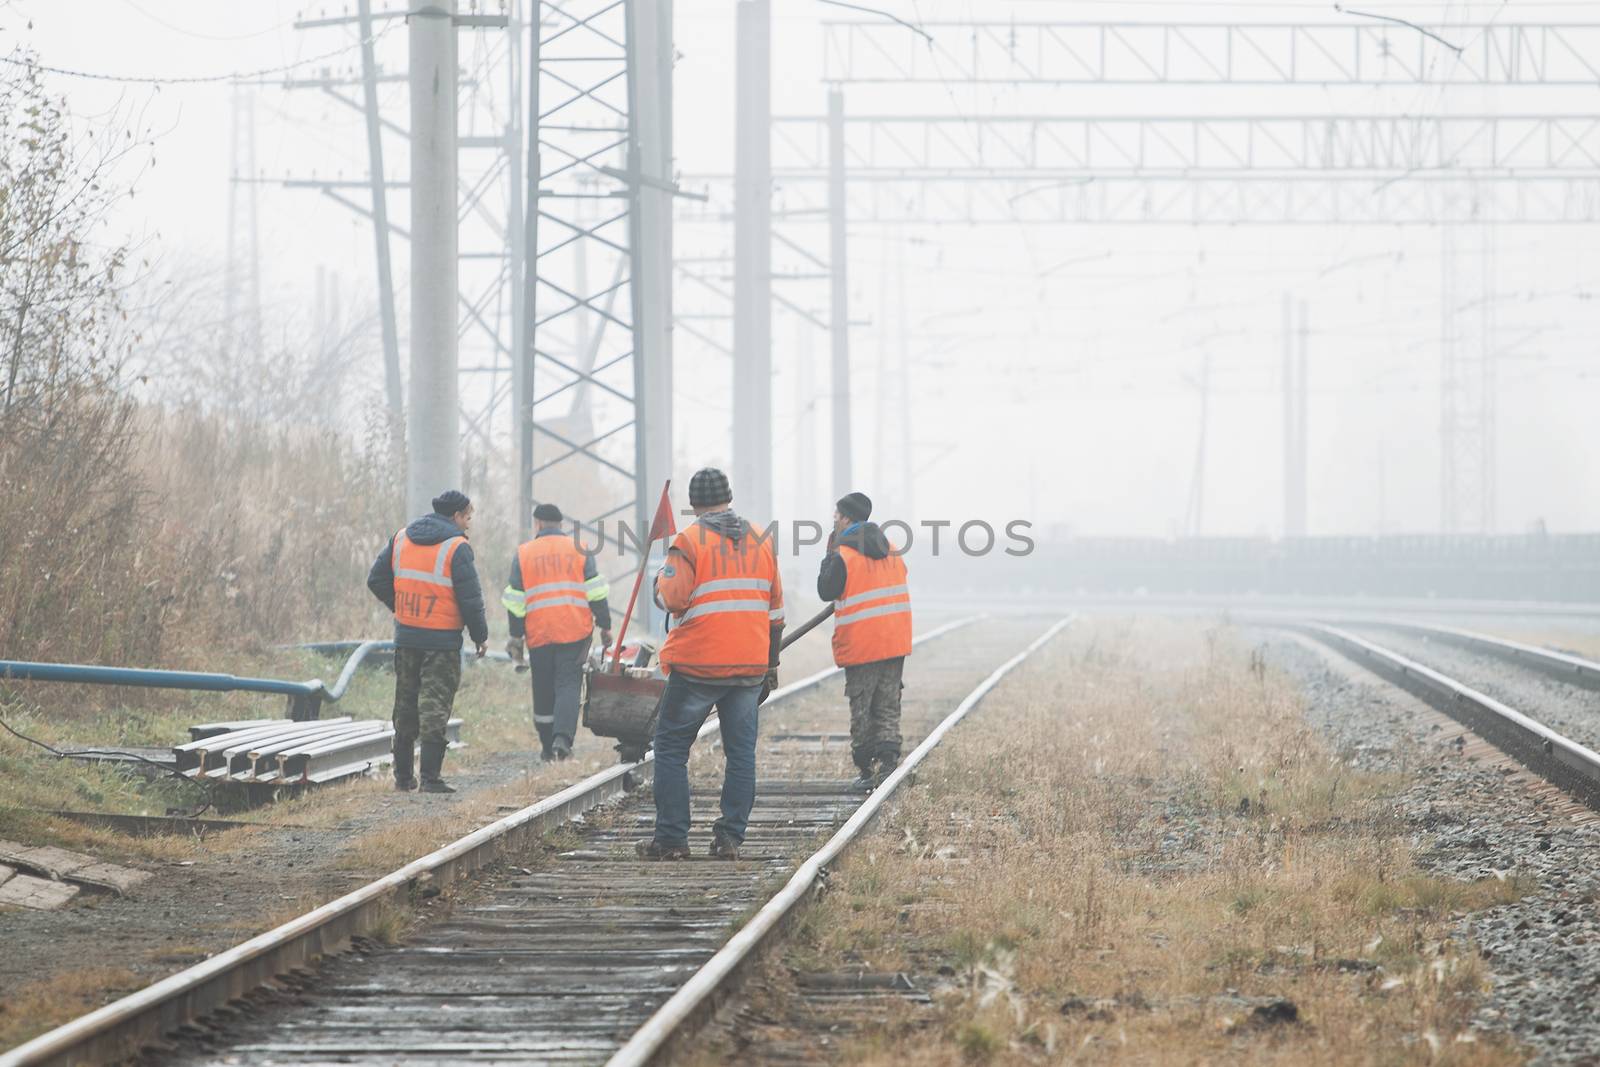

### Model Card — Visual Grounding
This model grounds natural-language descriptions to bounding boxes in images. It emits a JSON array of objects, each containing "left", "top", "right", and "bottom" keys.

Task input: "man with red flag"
[{"left": 635, "top": 468, "right": 784, "bottom": 861}]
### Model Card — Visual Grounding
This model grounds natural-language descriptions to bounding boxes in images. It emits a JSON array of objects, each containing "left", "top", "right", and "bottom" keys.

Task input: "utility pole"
[
  {"left": 1296, "top": 301, "right": 1309, "bottom": 536},
  {"left": 1185, "top": 349, "right": 1212, "bottom": 539},
  {"left": 502, "top": 3, "right": 525, "bottom": 529},
  {"left": 357, "top": 0, "right": 404, "bottom": 439},
  {"left": 796, "top": 314, "right": 817, "bottom": 510},
  {"left": 407, "top": 1, "right": 460, "bottom": 515},
  {"left": 1282, "top": 294, "right": 1308, "bottom": 538},
  {"left": 896, "top": 237, "right": 912, "bottom": 518},
  {"left": 627, "top": 0, "right": 675, "bottom": 555},
  {"left": 224, "top": 84, "right": 262, "bottom": 361},
  {"left": 733, "top": 0, "right": 772, "bottom": 521},
  {"left": 517, "top": 1, "right": 540, "bottom": 539},
  {"left": 827, "top": 85, "right": 851, "bottom": 495}
]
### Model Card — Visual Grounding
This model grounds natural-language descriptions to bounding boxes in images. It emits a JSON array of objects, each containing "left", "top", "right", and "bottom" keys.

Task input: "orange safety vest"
[
  {"left": 658, "top": 522, "right": 782, "bottom": 679},
  {"left": 831, "top": 545, "right": 912, "bottom": 667},
  {"left": 392, "top": 528, "right": 466, "bottom": 632},
  {"left": 517, "top": 535, "right": 593, "bottom": 647}
]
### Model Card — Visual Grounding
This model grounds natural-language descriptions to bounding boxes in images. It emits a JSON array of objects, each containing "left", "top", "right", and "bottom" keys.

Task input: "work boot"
[
  {"left": 539, "top": 746, "right": 555, "bottom": 763},
  {"left": 551, "top": 737, "right": 573, "bottom": 761},
  {"left": 708, "top": 830, "right": 741, "bottom": 860},
  {"left": 392, "top": 737, "right": 417, "bottom": 792},
  {"left": 418, "top": 742, "right": 456, "bottom": 794},
  {"left": 873, "top": 751, "right": 901, "bottom": 787},
  {"left": 850, "top": 761, "right": 877, "bottom": 793},
  {"left": 635, "top": 839, "right": 690, "bottom": 861}
]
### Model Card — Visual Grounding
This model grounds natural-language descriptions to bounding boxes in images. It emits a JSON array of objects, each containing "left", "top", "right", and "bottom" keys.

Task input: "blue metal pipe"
[
  {"left": 0, "top": 661, "right": 318, "bottom": 698},
  {"left": 0, "top": 640, "right": 504, "bottom": 722},
  {"left": 0, "top": 640, "right": 401, "bottom": 721},
  {"left": 323, "top": 640, "right": 395, "bottom": 702}
]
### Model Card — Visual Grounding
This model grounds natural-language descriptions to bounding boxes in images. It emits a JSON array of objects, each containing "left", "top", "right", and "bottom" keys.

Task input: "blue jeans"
[{"left": 650, "top": 673, "right": 761, "bottom": 847}]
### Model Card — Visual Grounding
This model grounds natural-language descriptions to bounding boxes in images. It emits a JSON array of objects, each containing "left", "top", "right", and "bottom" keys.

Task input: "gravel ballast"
[
  {"left": 1262, "top": 632, "right": 1600, "bottom": 1066},
  {"left": 1345, "top": 625, "right": 1600, "bottom": 757}
]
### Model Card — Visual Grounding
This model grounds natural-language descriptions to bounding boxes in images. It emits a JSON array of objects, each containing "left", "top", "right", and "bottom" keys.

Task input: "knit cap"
[
  {"left": 688, "top": 468, "right": 732, "bottom": 508},
  {"left": 836, "top": 491, "right": 872, "bottom": 522},
  {"left": 432, "top": 490, "right": 471, "bottom": 516}
]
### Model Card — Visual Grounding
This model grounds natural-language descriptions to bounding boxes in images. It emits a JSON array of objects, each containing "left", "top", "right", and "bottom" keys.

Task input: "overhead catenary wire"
[
  {"left": 1333, "top": 3, "right": 1464, "bottom": 51},
  {"left": 0, "top": 21, "right": 401, "bottom": 86},
  {"left": 118, "top": 0, "right": 289, "bottom": 42}
]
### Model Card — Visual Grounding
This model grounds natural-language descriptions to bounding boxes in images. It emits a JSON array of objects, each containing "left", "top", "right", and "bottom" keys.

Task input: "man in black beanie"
[
  {"left": 637, "top": 468, "right": 785, "bottom": 860},
  {"left": 367, "top": 490, "right": 489, "bottom": 793},
  {"left": 817, "top": 490, "right": 913, "bottom": 790}
]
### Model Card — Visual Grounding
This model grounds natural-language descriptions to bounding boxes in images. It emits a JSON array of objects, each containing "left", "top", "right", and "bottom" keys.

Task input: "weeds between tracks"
[{"left": 703, "top": 618, "right": 1528, "bottom": 1066}]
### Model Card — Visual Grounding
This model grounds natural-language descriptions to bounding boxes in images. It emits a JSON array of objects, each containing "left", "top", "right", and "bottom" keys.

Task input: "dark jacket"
[
  {"left": 367, "top": 513, "right": 490, "bottom": 650},
  {"left": 817, "top": 521, "right": 893, "bottom": 602},
  {"left": 506, "top": 526, "right": 612, "bottom": 643}
]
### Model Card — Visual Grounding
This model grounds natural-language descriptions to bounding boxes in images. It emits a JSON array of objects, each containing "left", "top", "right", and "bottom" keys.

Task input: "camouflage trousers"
[
  {"left": 844, "top": 656, "right": 904, "bottom": 773},
  {"left": 392, "top": 647, "right": 461, "bottom": 747}
]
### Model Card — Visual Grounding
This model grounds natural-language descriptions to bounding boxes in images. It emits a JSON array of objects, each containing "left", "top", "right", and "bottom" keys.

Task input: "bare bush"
[{"left": 0, "top": 56, "right": 403, "bottom": 671}]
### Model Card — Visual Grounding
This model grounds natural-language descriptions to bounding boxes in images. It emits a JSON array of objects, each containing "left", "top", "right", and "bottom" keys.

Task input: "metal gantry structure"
[
  {"left": 683, "top": 17, "right": 1600, "bottom": 537},
  {"left": 264, "top": 10, "right": 1596, "bottom": 545},
  {"left": 281, "top": 1, "right": 671, "bottom": 560},
  {"left": 521, "top": 0, "right": 673, "bottom": 557},
  {"left": 820, "top": 21, "right": 1600, "bottom": 85}
]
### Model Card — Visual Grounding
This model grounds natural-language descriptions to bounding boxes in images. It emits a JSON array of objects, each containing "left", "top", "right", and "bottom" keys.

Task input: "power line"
[
  {"left": 0, "top": 22, "right": 399, "bottom": 86},
  {"left": 118, "top": 0, "right": 288, "bottom": 42}
]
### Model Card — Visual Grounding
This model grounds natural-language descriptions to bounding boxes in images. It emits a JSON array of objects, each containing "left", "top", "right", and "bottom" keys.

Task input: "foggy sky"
[{"left": 10, "top": 0, "right": 1598, "bottom": 539}]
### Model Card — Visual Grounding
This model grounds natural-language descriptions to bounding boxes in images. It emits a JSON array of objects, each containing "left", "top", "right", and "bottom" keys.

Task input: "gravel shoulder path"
[{"left": 1262, "top": 631, "right": 1600, "bottom": 1066}]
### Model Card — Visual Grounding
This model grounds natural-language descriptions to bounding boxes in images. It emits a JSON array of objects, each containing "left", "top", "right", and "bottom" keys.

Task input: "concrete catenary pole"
[
  {"left": 357, "top": 0, "right": 404, "bottom": 441},
  {"left": 626, "top": 0, "right": 675, "bottom": 635},
  {"left": 733, "top": 0, "right": 772, "bottom": 521},
  {"left": 827, "top": 85, "right": 851, "bottom": 496},
  {"left": 517, "top": 0, "right": 540, "bottom": 538},
  {"left": 1282, "top": 293, "right": 1308, "bottom": 538},
  {"left": 407, "top": 2, "right": 460, "bottom": 516}
]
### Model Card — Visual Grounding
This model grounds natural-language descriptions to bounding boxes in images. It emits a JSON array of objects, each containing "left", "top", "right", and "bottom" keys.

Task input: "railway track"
[
  {"left": 2, "top": 615, "right": 1066, "bottom": 1067},
  {"left": 1297, "top": 622, "right": 1600, "bottom": 808}
]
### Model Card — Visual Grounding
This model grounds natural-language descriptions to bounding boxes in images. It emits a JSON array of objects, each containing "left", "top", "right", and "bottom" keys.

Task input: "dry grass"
[
  {"left": 331, "top": 769, "right": 601, "bottom": 874},
  {"left": 0, "top": 966, "right": 142, "bottom": 1050},
  {"left": 764, "top": 618, "right": 1526, "bottom": 1065}
]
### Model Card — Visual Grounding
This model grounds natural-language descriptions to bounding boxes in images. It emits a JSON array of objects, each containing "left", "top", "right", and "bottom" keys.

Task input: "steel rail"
[
  {"left": 607, "top": 615, "right": 1073, "bottom": 1067},
  {"left": 1346, "top": 620, "right": 1600, "bottom": 693},
  {"left": 1303, "top": 624, "right": 1600, "bottom": 806},
  {"left": 0, "top": 615, "right": 980, "bottom": 1067}
]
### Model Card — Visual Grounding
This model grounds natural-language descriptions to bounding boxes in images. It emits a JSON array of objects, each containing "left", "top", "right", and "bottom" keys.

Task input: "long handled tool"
[
  {"left": 781, "top": 603, "right": 835, "bottom": 649},
  {"left": 758, "top": 603, "right": 836, "bottom": 705}
]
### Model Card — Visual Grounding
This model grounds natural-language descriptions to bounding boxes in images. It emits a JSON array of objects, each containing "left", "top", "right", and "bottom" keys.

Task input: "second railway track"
[
  {"left": 7, "top": 615, "right": 1068, "bottom": 1067},
  {"left": 1295, "top": 621, "right": 1600, "bottom": 809}
]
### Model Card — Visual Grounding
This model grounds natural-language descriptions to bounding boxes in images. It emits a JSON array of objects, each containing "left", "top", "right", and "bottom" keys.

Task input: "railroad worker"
[
  {"left": 817, "top": 491, "right": 912, "bottom": 790},
  {"left": 366, "top": 489, "right": 489, "bottom": 794},
  {"left": 636, "top": 468, "right": 784, "bottom": 861},
  {"left": 503, "top": 502, "right": 614, "bottom": 762}
]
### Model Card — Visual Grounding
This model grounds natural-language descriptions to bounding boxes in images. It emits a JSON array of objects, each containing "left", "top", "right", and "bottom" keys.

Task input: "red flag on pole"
[
  {"left": 648, "top": 480, "right": 677, "bottom": 541},
  {"left": 611, "top": 480, "right": 673, "bottom": 673}
]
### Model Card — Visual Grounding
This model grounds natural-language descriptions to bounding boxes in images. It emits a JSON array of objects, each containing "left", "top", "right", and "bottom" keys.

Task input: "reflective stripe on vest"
[
  {"left": 680, "top": 576, "right": 773, "bottom": 623},
  {"left": 393, "top": 529, "right": 465, "bottom": 631},
  {"left": 658, "top": 522, "right": 781, "bottom": 678},
  {"left": 517, "top": 535, "right": 593, "bottom": 647},
  {"left": 831, "top": 545, "right": 912, "bottom": 667}
]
